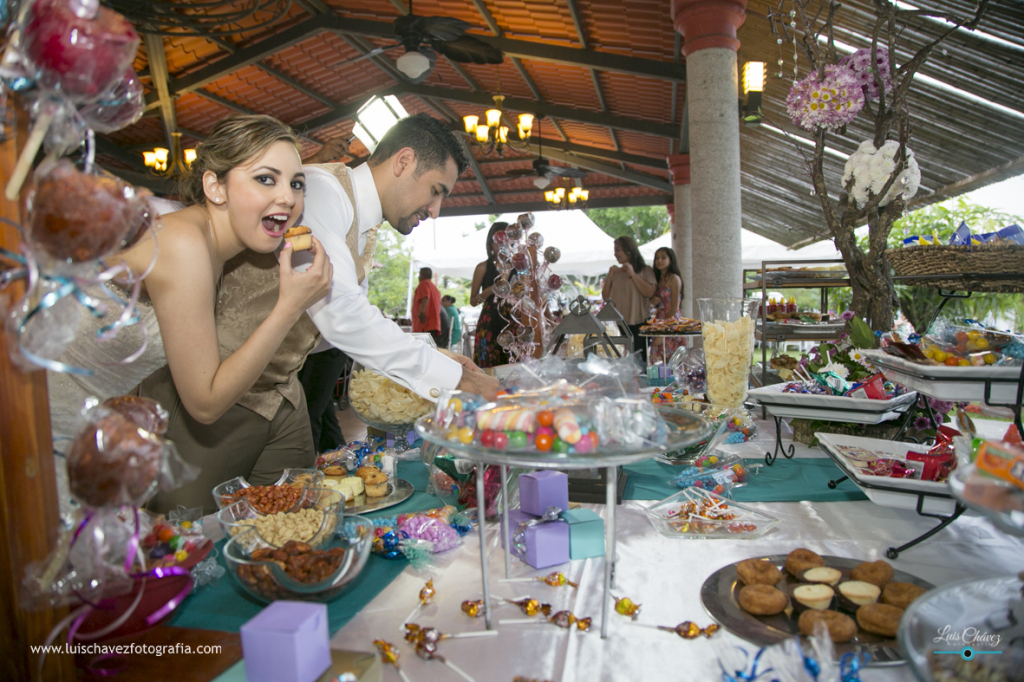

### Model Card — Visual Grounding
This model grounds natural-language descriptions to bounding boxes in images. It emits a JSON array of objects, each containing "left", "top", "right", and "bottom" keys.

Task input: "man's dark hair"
[
  {"left": 441, "top": 295, "right": 455, "bottom": 305},
  {"left": 419, "top": 267, "right": 433, "bottom": 280},
  {"left": 368, "top": 113, "right": 469, "bottom": 177}
]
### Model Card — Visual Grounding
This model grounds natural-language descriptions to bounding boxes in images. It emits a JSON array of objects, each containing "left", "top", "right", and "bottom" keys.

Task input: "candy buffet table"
[{"left": 204, "top": 417, "right": 1024, "bottom": 682}]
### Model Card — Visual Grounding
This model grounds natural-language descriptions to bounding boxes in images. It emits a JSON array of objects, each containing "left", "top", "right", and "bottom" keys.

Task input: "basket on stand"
[{"left": 887, "top": 243, "right": 1024, "bottom": 293}]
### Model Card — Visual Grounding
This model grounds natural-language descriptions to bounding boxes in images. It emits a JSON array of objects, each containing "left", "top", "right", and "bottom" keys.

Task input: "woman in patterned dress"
[
  {"left": 649, "top": 246, "right": 684, "bottom": 365},
  {"left": 470, "top": 222, "right": 513, "bottom": 368}
]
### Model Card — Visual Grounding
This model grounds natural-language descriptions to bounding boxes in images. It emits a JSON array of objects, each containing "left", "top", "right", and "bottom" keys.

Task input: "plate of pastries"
[{"left": 700, "top": 548, "right": 933, "bottom": 665}]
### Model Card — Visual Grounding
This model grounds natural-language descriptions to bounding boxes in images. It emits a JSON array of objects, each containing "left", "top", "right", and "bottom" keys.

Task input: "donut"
[
  {"left": 737, "top": 584, "right": 788, "bottom": 616},
  {"left": 849, "top": 560, "right": 895, "bottom": 587},
  {"left": 736, "top": 558, "right": 782, "bottom": 586},
  {"left": 880, "top": 581, "right": 927, "bottom": 609},
  {"left": 785, "top": 548, "right": 825, "bottom": 577},
  {"left": 797, "top": 609, "right": 857, "bottom": 642},
  {"left": 856, "top": 603, "right": 904, "bottom": 637}
]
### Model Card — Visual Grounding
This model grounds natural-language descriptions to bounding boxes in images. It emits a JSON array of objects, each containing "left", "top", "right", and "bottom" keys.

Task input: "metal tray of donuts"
[{"left": 700, "top": 554, "right": 935, "bottom": 665}]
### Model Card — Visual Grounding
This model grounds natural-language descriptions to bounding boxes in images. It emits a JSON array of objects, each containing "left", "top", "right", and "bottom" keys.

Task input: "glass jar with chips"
[
  {"left": 697, "top": 298, "right": 758, "bottom": 407},
  {"left": 348, "top": 362, "right": 435, "bottom": 451}
]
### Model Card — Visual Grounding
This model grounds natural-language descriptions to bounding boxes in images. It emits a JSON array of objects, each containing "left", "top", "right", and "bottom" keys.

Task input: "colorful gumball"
[
  {"left": 480, "top": 429, "right": 496, "bottom": 447},
  {"left": 537, "top": 410, "right": 554, "bottom": 427},
  {"left": 493, "top": 432, "right": 509, "bottom": 450},
  {"left": 535, "top": 433, "right": 554, "bottom": 452},
  {"left": 508, "top": 431, "right": 528, "bottom": 449}
]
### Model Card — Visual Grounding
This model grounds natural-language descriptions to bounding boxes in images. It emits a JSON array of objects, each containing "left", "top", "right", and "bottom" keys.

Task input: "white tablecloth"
[{"left": 298, "top": 418, "right": 1024, "bottom": 681}]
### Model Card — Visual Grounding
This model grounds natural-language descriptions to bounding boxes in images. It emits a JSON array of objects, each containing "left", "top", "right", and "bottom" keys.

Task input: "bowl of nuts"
[
  {"left": 216, "top": 487, "right": 345, "bottom": 549},
  {"left": 212, "top": 468, "right": 324, "bottom": 513},
  {"left": 224, "top": 516, "right": 374, "bottom": 603}
]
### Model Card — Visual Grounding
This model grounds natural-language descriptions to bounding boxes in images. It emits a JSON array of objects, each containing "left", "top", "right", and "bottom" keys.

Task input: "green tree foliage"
[
  {"left": 859, "top": 197, "right": 1024, "bottom": 333},
  {"left": 367, "top": 229, "right": 412, "bottom": 318},
  {"left": 586, "top": 206, "right": 671, "bottom": 246}
]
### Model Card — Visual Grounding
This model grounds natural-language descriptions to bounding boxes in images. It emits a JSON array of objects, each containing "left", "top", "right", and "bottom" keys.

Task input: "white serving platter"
[
  {"left": 747, "top": 383, "right": 917, "bottom": 424},
  {"left": 860, "top": 349, "right": 1023, "bottom": 404},
  {"left": 815, "top": 433, "right": 958, "bottom": 515}
]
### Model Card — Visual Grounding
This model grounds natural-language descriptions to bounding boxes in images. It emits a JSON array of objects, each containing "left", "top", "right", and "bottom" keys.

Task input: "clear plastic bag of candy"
[
  {"left": 65, "top": 401, "right": 198, "bottom": 509},
  {"left": 671, "top": 452, "right": 751, "bottom": 496},
  {"left": 397, "top": 513, "right": 462, "bottom": 553}
]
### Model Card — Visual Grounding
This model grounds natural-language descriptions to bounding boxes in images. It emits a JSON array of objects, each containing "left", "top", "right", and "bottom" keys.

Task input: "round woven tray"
[{"left": 888, "top": 243, "right": 1024, "bottom": 293}]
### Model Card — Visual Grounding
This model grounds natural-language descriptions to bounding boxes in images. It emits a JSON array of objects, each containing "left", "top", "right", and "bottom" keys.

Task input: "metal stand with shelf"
[
  {"left": 823, "top": 447, "right": 966, "bottom": 559},
  {"left": 744, "top": 259, "right": 850, "bottom": 389}
]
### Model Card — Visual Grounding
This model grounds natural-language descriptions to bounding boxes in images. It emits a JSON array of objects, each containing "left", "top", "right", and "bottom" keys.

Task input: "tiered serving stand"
[{"left": 415, "top": 405, "right": 712, "bottom": 638}]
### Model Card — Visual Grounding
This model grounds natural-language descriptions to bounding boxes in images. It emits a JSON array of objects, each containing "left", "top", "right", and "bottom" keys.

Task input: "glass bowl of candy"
[
  {"left": 643, "top": 488, "right": 779, "bottom": 539},
  {"left": 212, "top": 468, "right": 324, "bottom": 512},
  {"left": 654, "top": 401, "right": 756, "bottom": 465},
  {"left": 217, "top": 487, "right": 346, "bottom": 549},
  {"left": 348, "top": 363, "right": 435, "bottom": 451},
  {"left": 224, "top": 516, "right": 374, "bottom": 603}
]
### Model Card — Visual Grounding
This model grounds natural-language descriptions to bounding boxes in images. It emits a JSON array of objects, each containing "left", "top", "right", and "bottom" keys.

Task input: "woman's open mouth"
[{"left": 262, "top": 214, "right": 289, "bottom": 237}]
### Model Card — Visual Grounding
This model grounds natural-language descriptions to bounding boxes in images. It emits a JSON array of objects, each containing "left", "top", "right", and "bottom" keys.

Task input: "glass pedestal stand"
[{"left": 415, "top": 407, "right": 712, "bottom": 639}]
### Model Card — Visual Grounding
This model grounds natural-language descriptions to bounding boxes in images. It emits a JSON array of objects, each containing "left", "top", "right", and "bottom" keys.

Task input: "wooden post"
[{"left": 0, "top": 103, "right": 76, "bottom": 681}]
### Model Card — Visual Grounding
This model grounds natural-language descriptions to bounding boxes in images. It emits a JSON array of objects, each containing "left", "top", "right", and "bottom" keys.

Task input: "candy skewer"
[
  {"left": 443, "top": 659, "right": 475, "bottom": 682},
  {"left": 5, "top": 107, "right": 54, "bottom": 201},
  {"left": 499, "top": 571, "right": 578, "bottom": 588},
  {"left": 373, "top": 639, "right": 412, "bottom": 682},
  {"left": 401, "top": 579, "right": 436, "bottom": 631}
]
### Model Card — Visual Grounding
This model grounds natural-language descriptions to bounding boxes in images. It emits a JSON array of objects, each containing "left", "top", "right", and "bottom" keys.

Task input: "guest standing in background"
[
  {"left": 648, "top": 246, "right": 684, "bottom": 365},
  {"left": 412, "top": 266, "right": 443, "bottom": 345},
  {"left": 471, "top": 222, "right": 513, "bottom": 368},
  {"left": 442, "top": 294, "right": 461, "bottom": 352},
  {"left": 601, "top": 235, "right": 657, "bottom": 362}
]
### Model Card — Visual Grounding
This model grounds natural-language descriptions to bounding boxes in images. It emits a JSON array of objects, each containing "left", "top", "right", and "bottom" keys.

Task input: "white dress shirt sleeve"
[{"left": 300, "top": 168, "right": 462, "bottom": 400}]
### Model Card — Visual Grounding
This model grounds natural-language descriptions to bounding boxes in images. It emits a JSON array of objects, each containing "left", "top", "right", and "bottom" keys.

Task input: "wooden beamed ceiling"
[{"left": 99, "top": 0, "right": 1024, "bottom": 247}]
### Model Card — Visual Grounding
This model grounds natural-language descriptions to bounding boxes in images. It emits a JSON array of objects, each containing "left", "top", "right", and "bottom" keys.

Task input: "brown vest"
[{"left": 217, "top": 164, "right": 374, "bottom": 420}]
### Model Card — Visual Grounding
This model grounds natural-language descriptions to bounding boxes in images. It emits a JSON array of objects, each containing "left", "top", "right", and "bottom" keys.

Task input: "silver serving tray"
[
  {"left": 701, "top": 554, "right": 935, "bottom": 666},
  {"left": 346, "top": 478, "right": 414, "bottom": 515}
]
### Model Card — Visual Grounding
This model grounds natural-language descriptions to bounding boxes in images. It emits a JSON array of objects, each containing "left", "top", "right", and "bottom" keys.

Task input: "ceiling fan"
[
  {"left": 502, "top": 117, "right": 588, "bottom": 188},
  {"left": 337, "top": 1, "right": 504, "bottom": 83}
]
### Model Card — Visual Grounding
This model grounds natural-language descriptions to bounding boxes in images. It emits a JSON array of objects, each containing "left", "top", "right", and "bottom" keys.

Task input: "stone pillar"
[
  {"left": 672, "top": 0, "right": 747, "bottom": 303},
  {"left": 666, "top": 154, "right": 693, "bottom": 318}
]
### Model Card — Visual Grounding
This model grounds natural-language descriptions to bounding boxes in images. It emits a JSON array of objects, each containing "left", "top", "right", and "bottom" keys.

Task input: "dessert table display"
[{"left": 414, "top": 355, "right": 715, "bottom": 637}]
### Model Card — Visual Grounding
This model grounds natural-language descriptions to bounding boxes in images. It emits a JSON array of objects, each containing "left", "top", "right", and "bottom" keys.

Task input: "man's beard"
[{"left": 392, "top": 211, "right": 427, "bottom": 235}]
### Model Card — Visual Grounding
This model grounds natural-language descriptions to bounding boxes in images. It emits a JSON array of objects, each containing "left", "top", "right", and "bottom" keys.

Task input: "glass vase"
[{"left": 697, "top": 298, "right": 758, "bottom": 407}]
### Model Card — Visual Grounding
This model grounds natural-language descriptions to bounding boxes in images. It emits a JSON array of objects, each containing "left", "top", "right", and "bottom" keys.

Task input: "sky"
[{"left": 956, "top": 174, "right": 1024, "bottom": 220}]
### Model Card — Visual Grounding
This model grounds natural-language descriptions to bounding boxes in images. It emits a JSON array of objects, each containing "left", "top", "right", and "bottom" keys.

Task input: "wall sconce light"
[{"left": 741, "top": 61, "right": 765, "bottom": 125}]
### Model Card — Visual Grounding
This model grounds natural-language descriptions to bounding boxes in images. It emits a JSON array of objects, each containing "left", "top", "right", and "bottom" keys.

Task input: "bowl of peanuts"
[
  {"left": 212, "top": 468, "right": 324, "bottom": 513},
  {"left": 224, "top": 516, "right": 374, "bottom": 603},
  {"left": 216, "top": 487, "right": 346, "bottom": 549}
]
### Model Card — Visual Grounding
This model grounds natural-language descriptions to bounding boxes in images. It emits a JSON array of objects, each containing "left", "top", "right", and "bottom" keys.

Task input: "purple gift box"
[
  {"left": 500, "top": 508, "right": 569, "bottom": 569},
  {"left": 519, "top": 470, "right": 569, "bottom": 517},
  {"left": 240, "top": 601, "right": 332, "bottom": 682}
]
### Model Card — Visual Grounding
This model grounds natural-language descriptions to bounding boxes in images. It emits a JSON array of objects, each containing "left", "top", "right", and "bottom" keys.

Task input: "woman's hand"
[
  {"left": 277, "top": 235, "right": 333, "bottom": 318},
  {"left": 608, "top": 264, "right": 621, "bottom": 277},
  {"left": 621, "top": 262, "right": 635, "bottom": 277}
]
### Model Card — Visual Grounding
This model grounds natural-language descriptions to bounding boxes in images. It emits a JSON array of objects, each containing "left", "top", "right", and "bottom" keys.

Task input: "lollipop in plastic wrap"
[
  {"left": 101, "top": 395, "right": 169, "bottom": 436},
  {"left": 26, "top": 158, "right": 155, "bottom": 264},
  {"left": 21, "top": 0, "right": 140, "bottom": 103},
  {"left": 77, "top": 66, "right": 144, "bottom": 133},
  {"left": 65, "top": 404, "right": 197, "bottom": 508}
]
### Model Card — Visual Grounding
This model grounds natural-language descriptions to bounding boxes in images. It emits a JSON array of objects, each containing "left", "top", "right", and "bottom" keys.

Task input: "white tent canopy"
[
  {"left": 639, "top": 230, "right": 846, "bottom": 270},
  {"left": 411, "top": 210, "right": 616, "bottom": 279}
]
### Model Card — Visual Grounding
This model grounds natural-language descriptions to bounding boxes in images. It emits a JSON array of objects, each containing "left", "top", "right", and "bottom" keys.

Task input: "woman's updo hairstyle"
[{"left": 176, "top": 114, "right": 301, "bottom": 206}]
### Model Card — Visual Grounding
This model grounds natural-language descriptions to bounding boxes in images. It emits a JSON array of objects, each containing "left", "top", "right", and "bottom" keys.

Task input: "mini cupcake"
[
  {"left": 791, "top": 584, "right": 834, "bottom": 613},
  {"left": 801, "top": 567, "right": 842, "bottom": 586},
  {"left": 837, "top": 580, "right": 881, "bottom": 613},
  {"left": 363, "top": 470, "right": 389, "bottom": 498}
]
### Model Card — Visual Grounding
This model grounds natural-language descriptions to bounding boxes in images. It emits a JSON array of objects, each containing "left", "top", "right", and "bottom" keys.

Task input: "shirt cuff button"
[{"left": 430, "top": 388, "right": 440, "bottom": 398}]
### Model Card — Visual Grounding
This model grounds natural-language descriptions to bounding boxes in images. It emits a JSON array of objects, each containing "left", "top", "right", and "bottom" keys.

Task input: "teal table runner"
[
  {"left": 622, "top": 457, "right": 867, "bottom": 503},
  {"left": 168, "top": 459, "right": 437, "bottom": 635},
  {"left": 171, "top": 455, "right": 864, "bottom": 635}
]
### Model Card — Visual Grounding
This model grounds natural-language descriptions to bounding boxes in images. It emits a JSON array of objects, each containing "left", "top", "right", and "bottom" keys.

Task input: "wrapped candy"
[
  {"left": 373, "top": 640, "right": 412, "bottom": 682},
  {"left": 613, "top": 595, "right": 641, "bottom": 620},
  {"left": 66, "top": 403, "right": 196, "bottom": 508}
]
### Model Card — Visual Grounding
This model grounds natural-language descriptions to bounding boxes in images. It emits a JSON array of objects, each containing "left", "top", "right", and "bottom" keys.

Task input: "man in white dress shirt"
[{"left": 299, "top": 113, "right": 499, "bottom": 401}]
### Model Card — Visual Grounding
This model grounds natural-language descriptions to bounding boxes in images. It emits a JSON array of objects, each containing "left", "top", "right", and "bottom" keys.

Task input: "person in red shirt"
[{"left": 412, "top": 267, "right": 443, "bottom": 343}]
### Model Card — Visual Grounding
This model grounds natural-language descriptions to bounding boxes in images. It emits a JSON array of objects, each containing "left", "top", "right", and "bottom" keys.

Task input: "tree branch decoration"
[{"left": 772, "top": 0, "right": 989, "bottom": 331}]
